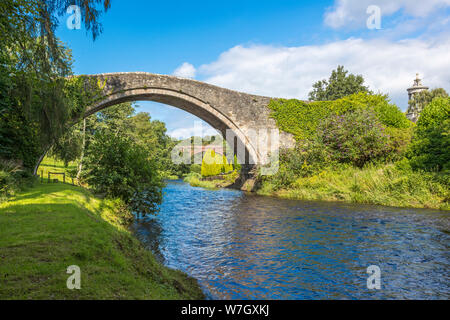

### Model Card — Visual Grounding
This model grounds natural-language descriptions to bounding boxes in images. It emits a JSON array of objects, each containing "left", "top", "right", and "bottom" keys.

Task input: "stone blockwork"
[{"left": 83, "top": 72, "right": 295, "bottom": 168}]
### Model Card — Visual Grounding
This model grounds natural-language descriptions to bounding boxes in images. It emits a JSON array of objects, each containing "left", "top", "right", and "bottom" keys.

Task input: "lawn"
[
  {"left": 38, "top": 157, "right": 77, "bottom": 184},
  {"left": 0, "top": 182, "right": 204, "bottom": 299}
]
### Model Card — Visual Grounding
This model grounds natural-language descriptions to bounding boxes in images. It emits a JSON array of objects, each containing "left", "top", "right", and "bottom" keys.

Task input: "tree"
[
  {"left": 408, "top": 88, "right": 449, "bottom": 121},
  {"left": 407, "top": 97, "right": 450, "bottom": 171},
  {"left": 308, "top": 65, "right": 370, "bottom": 101},
  {"left": 0, "top": 0, "right": 111, "bottom": 172},
  {"left": 49, "top": 103, "right": 134, "bottom": 175},
  {"left": 82, "top": 131, "right": 163, "bottom": 216},
  {"left": 51, "top": 102, "right": 190, "bottom": 180}
]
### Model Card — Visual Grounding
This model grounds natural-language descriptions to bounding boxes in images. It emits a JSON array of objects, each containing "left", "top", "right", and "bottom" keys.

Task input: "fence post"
[
  {"left": 41, "top": 170, "right": 43, "bottom": 183},
  {"left": 63, "top": 173, "right": 66, "bottom": 184},
  {"left": 48, "top": 172, "right": 50, "bottom": 183}
]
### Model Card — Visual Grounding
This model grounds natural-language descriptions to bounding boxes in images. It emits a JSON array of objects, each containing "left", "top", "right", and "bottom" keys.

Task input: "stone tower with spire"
[{"left": 406, "top": 73, "right": 429, "bottom": 122}]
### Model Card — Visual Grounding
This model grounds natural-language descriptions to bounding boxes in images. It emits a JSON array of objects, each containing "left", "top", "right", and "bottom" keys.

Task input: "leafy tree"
[
  {"left": 0, "top": 0, "right": 111, "bottom": 172},
  {"left": 308, "top": 65, "right": 370, "bottom": 101},
  {"left": 83, "top": 131, "right": 163, "bottom": 216},
  {"left": 408, "top": 88, "right": 449, "bottom": 120},
  {"left": 51, "top": 102, "right": 191, "bottom": 180},
  {"left": 407, "top": 97, "right": 450, "bottom": 171}
]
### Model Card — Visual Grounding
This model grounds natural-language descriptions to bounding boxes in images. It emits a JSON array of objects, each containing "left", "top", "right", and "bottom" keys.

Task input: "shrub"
[
  {"left": 408, "top": 97, "right": 450, "bottom": 171},
  {"left": 268, "top": 92, "right": 411, "bottom": 140},
  {"left": 83, "top": 132, "right": 163, "bottom": 216},
  {"left": 233, "top": 154, "right": 242, "bottom": 172},
  {"left": 190, "top": 164, "right": 201, "bottom": 174},
  {"left": 385, "top": 126, "right": 414, "bottom": 161},
  {"left": 0, "top": 159, "right": 23, "bottom": 199},
  {"left": 201, "top": 149, "right": 233, "bottom": 177},
  {"left": 0, "top": 171, "right": 15, "bottom": 199},
  {"left": 317, "top": 109, "right": 391, "bottom": 167},
  {"left": 263, "top": 142, "right": 332, "bottom": 190}
]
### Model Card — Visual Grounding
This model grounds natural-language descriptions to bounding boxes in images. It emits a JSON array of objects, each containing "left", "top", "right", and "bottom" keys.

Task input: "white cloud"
[
  {"left": 198, "top": 38, "right": 450, "bottom": 110},
  {"left": 173, "top": 62, "right": 197, "bottom": 79},
  {"left": 324, "top": 0, "right": 450, "bottom": 29}
]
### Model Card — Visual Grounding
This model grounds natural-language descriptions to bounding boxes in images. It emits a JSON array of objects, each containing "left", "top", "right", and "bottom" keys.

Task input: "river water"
[{"left": 131, "top": 180, "right": 449, "bottom": 299}]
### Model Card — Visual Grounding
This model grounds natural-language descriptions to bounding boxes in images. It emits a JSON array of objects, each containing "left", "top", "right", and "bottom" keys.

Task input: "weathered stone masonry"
[{"left": 83, "top": 72, "right": 295, "bottom": 165}]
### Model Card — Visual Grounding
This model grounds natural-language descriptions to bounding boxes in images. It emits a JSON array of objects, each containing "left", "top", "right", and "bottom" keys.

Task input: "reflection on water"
[{"left": 131, "top": 180, "right": 450, "bottom": 299}]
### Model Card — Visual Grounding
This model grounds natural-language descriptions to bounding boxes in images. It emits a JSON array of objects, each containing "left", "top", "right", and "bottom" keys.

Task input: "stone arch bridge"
[{"left": 37, "top": 72, "right": 296, "bottom": 188}]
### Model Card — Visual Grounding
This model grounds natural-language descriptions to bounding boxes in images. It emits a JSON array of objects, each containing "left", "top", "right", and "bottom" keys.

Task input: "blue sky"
[{"left": 56, "top": 0, "right": 450, "bottom": 137}]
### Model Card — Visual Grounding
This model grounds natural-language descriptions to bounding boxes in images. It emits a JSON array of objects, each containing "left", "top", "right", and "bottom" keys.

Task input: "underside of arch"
[{"left": 85, "top": 87, "right": 259, "bottom": 164}]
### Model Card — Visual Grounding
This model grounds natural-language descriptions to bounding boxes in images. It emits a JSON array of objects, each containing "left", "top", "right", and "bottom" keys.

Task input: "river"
[{"left": 131, "top": 180, "right": 449, "bottom": 299}]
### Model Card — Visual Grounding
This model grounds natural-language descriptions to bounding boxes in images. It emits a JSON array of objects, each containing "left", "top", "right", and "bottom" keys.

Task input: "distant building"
[{"left": 406, "top": 73, "right": 429, "bottom": 122}]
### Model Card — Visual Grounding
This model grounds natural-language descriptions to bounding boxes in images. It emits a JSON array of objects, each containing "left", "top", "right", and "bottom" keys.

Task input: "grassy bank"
[
  {"left": 258, "top": 164, "right": 449, "bottom": 210},
  {"left": 0, "top": 182, "right": 204, "bottom": 299},
  {"left": 184, "top": 171, "right": 239, "bottom": 189}
]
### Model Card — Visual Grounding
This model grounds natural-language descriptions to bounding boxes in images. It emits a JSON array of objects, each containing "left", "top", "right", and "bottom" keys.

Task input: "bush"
[
  {"left": 263, "top": 142, "right": 332, "bottom": 190},
  {"left": 317, "top": 109, "right": 391, "bottom": 167},
  {"left": 408, "top": 97, "right": 450, "bottom": 171},
  {"left": 190, "top": 164, "right": 201, "bottom": 174},
  {"left": 233, "top": 154, "right": 242, "bottom": 172},
  {"left": 0, "top": 159, "right": 23, "bottom": 200},
  {"left": 83, "top": 132, "right": 163, "bottom": 216},
  {"left": 385, "top": 126, "right": 414, "bottom": 161},
  {"left": 0, "top": 171, "right": 15, "bottom": 199},
  {"left": 201, "top": 149, "right": 233, "bottom": 177}
]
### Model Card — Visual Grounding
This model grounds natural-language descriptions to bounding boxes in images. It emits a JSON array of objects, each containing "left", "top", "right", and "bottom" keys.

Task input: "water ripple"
[{"left": 131, "top": 180, "right": 450, "bottom": 300}]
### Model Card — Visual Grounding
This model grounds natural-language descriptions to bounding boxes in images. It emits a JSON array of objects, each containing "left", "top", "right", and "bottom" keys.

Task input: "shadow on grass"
[
  {"left": 0, "top": 202, "right": 105, "bottom": 228},
  {"left": 2, "top": 183, "right": 93, "bottom": 208},
  {"left": 6, "top": 189, "right": 47, "bottom": 203}
]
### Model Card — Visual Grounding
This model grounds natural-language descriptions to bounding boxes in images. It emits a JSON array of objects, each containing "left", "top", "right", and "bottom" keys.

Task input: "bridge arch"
[
  {"left": 85, "top": 85, "right": 258, "bottom": 164},
  {"left": 34, "top": 72, "right": 295, "bottom": 186},
  {"left": 83, "top": 72, "right": 294, "bottom": 161}
]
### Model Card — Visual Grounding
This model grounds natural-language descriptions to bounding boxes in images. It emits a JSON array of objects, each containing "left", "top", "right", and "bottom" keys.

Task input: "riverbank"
[
  {"left": 183, "top": 171, "right": 239, "bottom": 190},
  {"left": 183, "top": 164, "right": 448, "bottom": 210},
  {"left": 0, "top": 182, "right": 204, "bottom": 299},
  {"left": 257, "top": 164, "right": 449, "bottom": 211},
  {"left": 132, "top": 179, "right": 450, "bottom": 299}
]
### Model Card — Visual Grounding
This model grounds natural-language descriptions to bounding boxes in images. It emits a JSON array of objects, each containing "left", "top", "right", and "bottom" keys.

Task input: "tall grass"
[
  {"left": 258, "top": 164, "right": 449, "bottom": 210},
  {"left": 184, "top": 171, "right": 239, "bottom": 189}
]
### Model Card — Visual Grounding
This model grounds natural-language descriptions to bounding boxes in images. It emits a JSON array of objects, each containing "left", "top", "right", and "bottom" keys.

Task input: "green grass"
[
  {"left": 0, "top": 182, "right": 204, "bottom": 299},
  {"left": 38, "top": 157, "right": 77, "bottom": 184},
  {"left": 258, "top": 164, "right": 449, "bottom": 210},
  {"left": 184, "top": 175, "right": 220, "bottom": 190}
]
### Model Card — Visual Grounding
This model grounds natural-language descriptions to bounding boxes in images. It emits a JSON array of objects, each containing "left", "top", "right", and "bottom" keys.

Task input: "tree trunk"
[{"left": 76, "top": 118, "right": 86, "bottom": 181}]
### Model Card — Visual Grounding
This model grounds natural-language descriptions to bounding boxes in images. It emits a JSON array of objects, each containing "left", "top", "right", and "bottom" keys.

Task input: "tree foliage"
[
  {"left": 317, "top": 109, "right": 391, "bottom": 167},
  {"left": 407, "top": 97, "right": 450, "bottom": 171},
  {"left": 51, "top": 102, "right": 188, "bottom": 179},
  {"left": 82, "top": 131, "right": 163, "bottom": 216},
  {"left": 0, "top": 0, "right": 110, "bottom": 171},
  {"left": 308, "top": 65, "right": 370, "bottom": 101},
  {"left": 408, "top": 88, "right": 449, "bottom": 117},
  {"left": 268, "top": 92, "right": 411, "bottom": 141}
]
